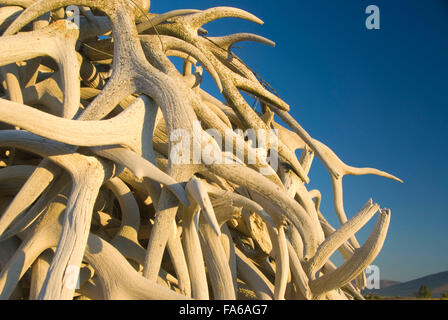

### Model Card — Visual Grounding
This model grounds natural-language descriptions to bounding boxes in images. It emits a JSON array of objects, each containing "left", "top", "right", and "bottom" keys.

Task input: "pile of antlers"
[{"left": 0, "top": 0, "right": 402, "bottom": 300}]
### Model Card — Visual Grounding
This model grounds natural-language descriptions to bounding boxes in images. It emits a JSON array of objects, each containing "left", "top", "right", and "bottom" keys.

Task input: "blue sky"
[{"left": 150, "top": 0, "right": 448, "bottom": 282}]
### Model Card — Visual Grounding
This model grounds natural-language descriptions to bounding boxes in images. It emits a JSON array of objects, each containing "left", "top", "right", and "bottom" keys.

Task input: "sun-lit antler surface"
[{"left": 0, "top": 0, "right": 402, "bottom": 300}]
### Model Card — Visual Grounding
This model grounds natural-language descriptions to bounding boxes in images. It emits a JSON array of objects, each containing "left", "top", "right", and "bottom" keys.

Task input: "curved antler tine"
[
  {"left": 200, "top": 100, "right": 233, "bottom": 128},
  {"left": 236, "top": 76, "right": 290, "bottom": 111},
  {"left": 220, "top": 224, "right": 238, "bottom": 296},
  {"left": 0, "top": 97, "right": 146, "bottom": 152},
  {"left": 141, "top": 35, "right": 223, "bottom": 92},
  {"left": 92, "top": 146, "right": 189, "bottom": 207},
  {"left": 307, "top": 199, "right": 378, "bottom": 276},
  {"left": 200, "top": 39, "right": 259, "bottom": 83},
  {"left": 0, "top": 129, "right": 111, "bottom": 179},
  {"left": 0, "top": 6, "right": 23, "bottom": 34},
  {"left": 143, "top": 184, "right": 191, "bottom": 284},
  {"left": 270, "top": 108, "right": 340, "bottom": 179},
  {"left": 274, "top": 107, "right": 403, "bottom": 188},
  {"left": 77, "top": 73, "right": 134, "bottom": 121},
  {"left": 268, "top": 225, "right": 289, "bottom": 300},
  {"left": 204, "top": 183, "right": 276, "bottom": 228},
  {"left": 330, "top": 175, "right": 361, "bottom": 249},
  {"left": 235, "top": 247, "right": 274, "bottom": 300},
  {"left": 287, "top": 241, "right": 312, "bottom": 300},
  {"left": 57, "top": 36, "right": 82, "bottom": 118},
  {"left": 318, "top": 215, "right": 360, "bottom": 263},
  {"left": 167, "top": 228, "right": 192, "bottom": 297},
  {"left": 314, "top": 137, "right": 403, "bottom": 184},
  {"left": 308, "top": 189, "right": 322, "bottom": 212},
  {"left": 347, "top": 165, "right": 404, "bottom": 183},
  {"left": 137, "top": 9, "right": 202, "bottom": 33},
  {"left": 164, "top": 36, "right": 223, "bottom": 92},
  {"left": 182, "top": 204, "right": 209, "bottom": 299},
  {"left": 29, "top": 249, "right": 54, "bottom": 300},
  {"left": 105, "top": 177, "right": 141, "bottom": 249},
  {"left": 310, "top": 208, "right": 391, "bottom": 296},
  {"left": 209, "top": 33, "right": 275, "bottom": 51},
  {"left": 302, "top": 133, "right": 401, "bottom": 247},
  {"left": 186, "top": 176, "right": 220, "bottom": 236},
  {"left": 85, "top": 233, "right": 191, "bottom": 300},
  {"left": 199, "top": 218, "right": 236, "bottom": 299},
  {"left": 187, "top": 7, "right": 264, "bottom": 29}
]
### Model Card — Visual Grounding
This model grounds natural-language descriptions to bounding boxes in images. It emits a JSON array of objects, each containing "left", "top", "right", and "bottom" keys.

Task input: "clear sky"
[{"left": 150, "top": 0, "right": 448, "bottom": 282}]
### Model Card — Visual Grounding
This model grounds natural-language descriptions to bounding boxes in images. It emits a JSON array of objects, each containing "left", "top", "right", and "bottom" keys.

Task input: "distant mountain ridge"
[
  {"left": 378, "top": 280, "right": 402, "bottom": 289},
  {"left": 363, "top": 271, "right": 448, "bottom": 298}
]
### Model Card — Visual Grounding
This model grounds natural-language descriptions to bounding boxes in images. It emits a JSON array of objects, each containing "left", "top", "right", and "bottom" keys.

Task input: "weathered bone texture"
[{"left": 0, "top": 0, "right": 402, "bottom": 300}]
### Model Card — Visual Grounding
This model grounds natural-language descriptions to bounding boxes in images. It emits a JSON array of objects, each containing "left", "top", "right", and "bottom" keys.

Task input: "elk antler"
[{"left": 0, "top": 0, "right": 401, "bottom": 300}]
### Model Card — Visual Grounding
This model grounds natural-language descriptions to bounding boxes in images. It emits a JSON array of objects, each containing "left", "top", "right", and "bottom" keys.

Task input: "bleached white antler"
[{"left": 0, "top": 0, "right": 401, "bottom": 300}]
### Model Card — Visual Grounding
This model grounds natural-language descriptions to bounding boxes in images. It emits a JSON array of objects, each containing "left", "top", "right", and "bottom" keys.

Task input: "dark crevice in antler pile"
[{"left": 0, "top": 0, "right": 402, "bottom": 300}]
